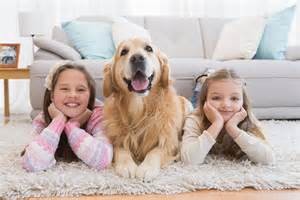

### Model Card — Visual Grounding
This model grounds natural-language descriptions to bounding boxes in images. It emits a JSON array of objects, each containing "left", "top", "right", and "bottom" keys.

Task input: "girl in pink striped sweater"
[{"left": 21, "top": 62, "right": 113, "bottom": 172}]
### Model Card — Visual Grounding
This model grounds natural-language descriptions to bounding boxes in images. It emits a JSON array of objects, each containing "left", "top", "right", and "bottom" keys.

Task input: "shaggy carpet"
[{"left": 0, "top": 115, "right": 300, "bottom": 199}]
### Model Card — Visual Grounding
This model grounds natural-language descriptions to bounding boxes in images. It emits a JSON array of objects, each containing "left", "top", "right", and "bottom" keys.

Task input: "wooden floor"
[
  {"left": 27, "top": 189, "right": 300, "bottom": 200},
  {"left": 2, "top": 115, "right": 299, "bottom": 200}
]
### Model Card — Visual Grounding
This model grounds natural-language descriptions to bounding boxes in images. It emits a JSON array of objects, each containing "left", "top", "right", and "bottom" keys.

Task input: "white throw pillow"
[
  {"left": 286, "top": 45, "right": 300, "bottom": 60},
  {"left": 212, "top": 16, "right": 266, "bottom": 60},
  {"left": 112, "top": 20, "right": 151, "bottom": 48}
]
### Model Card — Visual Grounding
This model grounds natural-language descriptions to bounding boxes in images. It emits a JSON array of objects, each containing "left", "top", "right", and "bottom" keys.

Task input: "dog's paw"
[
  {"left": 136, "top": 162, "right": 160, "bottom": 182},
  {"left": 115, "top": 160, "right": 138, "bottom": 178}
]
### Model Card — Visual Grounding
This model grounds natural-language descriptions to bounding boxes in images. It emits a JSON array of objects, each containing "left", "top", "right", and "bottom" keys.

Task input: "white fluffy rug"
[{"left": 0, "top": 115, "right": 300, "bottom": 200}]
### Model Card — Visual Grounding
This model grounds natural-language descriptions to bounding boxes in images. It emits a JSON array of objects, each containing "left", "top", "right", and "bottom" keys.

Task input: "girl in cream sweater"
[{"left": 181, "top": 68, "right": 275, "bottom": 165}]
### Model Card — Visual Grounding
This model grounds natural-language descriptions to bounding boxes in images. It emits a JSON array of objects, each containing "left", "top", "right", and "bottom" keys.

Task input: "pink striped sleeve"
[
  {"left": 21, "top": 115, "right": 65, "bottom": 172},
  {"left": 64, "top": 106, "right": 113, "bottom": 170},
  {"left": 32, "top": 112, "right": 47, "bottom": 134}
]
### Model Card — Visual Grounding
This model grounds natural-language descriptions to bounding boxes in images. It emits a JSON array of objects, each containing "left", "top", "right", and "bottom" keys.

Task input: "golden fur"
[{"left": 102, "top": 38, "right": 191, "bottom": 180}]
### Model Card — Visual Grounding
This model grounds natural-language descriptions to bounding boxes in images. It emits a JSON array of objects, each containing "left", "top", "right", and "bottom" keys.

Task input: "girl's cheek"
[
  {"left": 238, "top": 102, "right": 244, "bottom": 109},
  {"left": 207, "top": 99, "right": 218, "bottom": 108}
]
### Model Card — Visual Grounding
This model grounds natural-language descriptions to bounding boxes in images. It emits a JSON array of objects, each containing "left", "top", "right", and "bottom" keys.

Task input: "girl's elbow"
[
  {"left": 22, "top": 157, "right": 52, "bottom": 172},
  {"left": 181, "top": 148, "right": 205, "bottom": 165},
  {"left": 100, "top": 160, "right": 112, "bottom": 170},
  {"left": 103, "top": 147, "right": 113, "bottom": 168},
  {"left": 93, "top": 157, "right": 112, "bottom": 170},
  {"left": 94, "top": 146, "right": 113, "bottom": 170},
  {"left": 21, "top": 150, "right": 56, "bottom": 172},
  {"left": 22, "top": 160, "right": 35, "bottom": 172},
  {"left": 252, "top": 150, "right": 276, "bottom": 165}
]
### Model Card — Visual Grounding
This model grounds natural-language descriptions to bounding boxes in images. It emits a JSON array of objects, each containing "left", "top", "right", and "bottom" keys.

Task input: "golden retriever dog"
[{"left": 102, "top": 38, "right": 191, "bottom": 181}]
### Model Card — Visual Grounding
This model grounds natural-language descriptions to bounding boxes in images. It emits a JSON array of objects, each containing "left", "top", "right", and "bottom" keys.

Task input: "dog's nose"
[
  {"left": 130, "top": 54, "right": 146, "bottom": 73},
  {"left": 130, "top": 54, "right": 145, "bottom": 64}
]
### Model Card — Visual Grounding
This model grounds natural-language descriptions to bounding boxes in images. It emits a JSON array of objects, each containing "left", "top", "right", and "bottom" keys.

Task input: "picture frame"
[{"left": 0, "top": 43, "right": 20, "bottom": 68}]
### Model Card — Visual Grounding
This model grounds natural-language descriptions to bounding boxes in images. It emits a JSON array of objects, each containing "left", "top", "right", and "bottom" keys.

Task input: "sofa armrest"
[
  {"left": 33, "top": 38, "right": 81, "bottom": 60},
  {"left": 34, "top": 49, "right": 64, "bottom": 60}
]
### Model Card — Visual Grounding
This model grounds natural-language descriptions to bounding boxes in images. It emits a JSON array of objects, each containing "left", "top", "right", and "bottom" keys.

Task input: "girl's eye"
[
  {"left": 211, "top": 96, "right": 220, "bottom": 100},
  {"left": 60, "top": 88, "right": 68, "bottom": 91},
  {"left": 120, "top": 48, "right": 129, "bottom": 56},
  {"left": 77, "top": 88, "right": 87, "bottom": 92},
  {"left": 231, "top": 97, "right": 240, "bottom": 101}
]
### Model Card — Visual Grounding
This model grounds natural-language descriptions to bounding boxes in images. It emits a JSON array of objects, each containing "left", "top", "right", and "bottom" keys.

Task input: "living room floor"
[{"left": 1, "top": 115, "right": 299, "bottom": 200}]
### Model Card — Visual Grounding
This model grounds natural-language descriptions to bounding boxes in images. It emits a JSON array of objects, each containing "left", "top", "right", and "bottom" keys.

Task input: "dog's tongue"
[{"left": 131, "top": 72, "right": 149, "bottom": 91}]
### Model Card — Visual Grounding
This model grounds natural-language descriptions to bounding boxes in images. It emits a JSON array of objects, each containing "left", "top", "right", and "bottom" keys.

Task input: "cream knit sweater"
[{"left": 181, "top": 115, "right": 275, "bottom": 165}]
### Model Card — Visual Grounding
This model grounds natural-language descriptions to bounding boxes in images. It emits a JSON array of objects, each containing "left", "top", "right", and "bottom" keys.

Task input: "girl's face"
[
  {"left": 206, "top": 79, "right": 243, "bottom": 122},
  {"left": 51, "top": 69, "right": 90, "bottom": 118}
]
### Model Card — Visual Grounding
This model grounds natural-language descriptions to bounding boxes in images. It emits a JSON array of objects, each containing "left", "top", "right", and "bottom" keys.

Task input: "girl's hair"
[
  {"left": 43, "top": 63, "right": 96, "bottom": 161},
  {"left": 195, "top": 68, "right": 265, "bottom": 140}
]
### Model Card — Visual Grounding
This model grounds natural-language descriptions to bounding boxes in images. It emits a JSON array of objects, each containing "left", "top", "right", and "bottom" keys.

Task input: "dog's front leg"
[
  {"left": 136, "top": 148, "right": 163, "bottom": 182},
  {"left": 114, "top": 147, "right": 137, "bottom": 178}
]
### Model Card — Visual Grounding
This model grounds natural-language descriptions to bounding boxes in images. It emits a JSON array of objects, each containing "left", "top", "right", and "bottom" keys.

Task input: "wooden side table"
[{"left": 0, "top": 68, "right": 30, "bottom": 117}]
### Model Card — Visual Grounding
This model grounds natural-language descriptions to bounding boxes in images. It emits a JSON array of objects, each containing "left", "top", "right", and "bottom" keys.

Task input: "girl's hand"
[
  {"left": 225, "top": 107, "right": 247, "bottom": 139},
  {"left": 48, "top": 103, "right": 66, "bottom": 121},
  {"left": 204, "top": 101, "right": 224, "bottom": 139},
  {"left": 203, "top": 101, "right": 224, "bottom": 126},
  {"left": 69, "top": 109, "right": 92, "bottom": 127}
]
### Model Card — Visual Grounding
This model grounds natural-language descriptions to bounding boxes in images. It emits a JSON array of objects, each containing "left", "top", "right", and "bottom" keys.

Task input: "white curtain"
[{"left": 0, "top": 0, "right": 299, "bottom": 114}]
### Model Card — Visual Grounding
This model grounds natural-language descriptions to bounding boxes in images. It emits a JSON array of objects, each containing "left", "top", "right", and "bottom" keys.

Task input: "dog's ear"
[
  {"left": 157, "top": 50, "right": 170, "bottom": 87},
  {"left": 103, "top": 61, "right": 114, "bottom": 97}
]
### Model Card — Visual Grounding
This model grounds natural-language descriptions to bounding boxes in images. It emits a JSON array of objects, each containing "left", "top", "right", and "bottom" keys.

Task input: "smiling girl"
[
  {"left": 181, "top": 68, "right": 275, "bottom": 165},
  {"left": 21, "top": 62, "right": 113, "bottom": 172}
]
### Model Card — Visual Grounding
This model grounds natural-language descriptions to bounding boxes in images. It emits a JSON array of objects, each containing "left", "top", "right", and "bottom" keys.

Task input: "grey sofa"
[{"left": 30, "top": 16, "right": 300, "bottom": 119}]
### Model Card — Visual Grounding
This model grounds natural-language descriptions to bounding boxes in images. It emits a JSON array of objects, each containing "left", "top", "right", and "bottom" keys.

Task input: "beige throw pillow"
[{"left": 212, "top": 16, "right": 266, "bottom": 60}]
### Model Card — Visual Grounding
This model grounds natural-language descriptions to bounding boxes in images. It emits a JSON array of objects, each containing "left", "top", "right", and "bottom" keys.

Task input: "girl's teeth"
[{"left": 66, "top": 103, "right": 79, "bottom": 107}]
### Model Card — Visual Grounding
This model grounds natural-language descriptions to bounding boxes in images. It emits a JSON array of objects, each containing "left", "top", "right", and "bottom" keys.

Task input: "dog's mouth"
[{"left": 123, "top": 71, "right": 154, "bottom": 94}]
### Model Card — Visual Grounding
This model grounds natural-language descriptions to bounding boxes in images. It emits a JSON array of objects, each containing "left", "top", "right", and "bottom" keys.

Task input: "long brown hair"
[
  {"left": 194, "top": 68, "right": 265, "bottom": 140},
  {"left": 43, "top": 62, "right": 96, "bottom": 161}
]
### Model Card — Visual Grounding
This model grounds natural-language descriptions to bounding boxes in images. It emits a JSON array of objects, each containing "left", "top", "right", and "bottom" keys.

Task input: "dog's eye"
[
  {"left": 120, "top": 48, "right": 129, "bottom": 56},
  {"left": 145, "top": 45, "right": 153, "bottom": 52}
]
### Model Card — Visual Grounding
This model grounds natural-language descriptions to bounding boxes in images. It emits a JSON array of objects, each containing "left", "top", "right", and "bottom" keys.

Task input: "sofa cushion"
[
  {"left": 62, "top": 21, "right": 115, "bottom": 60},
  {"left": 218, "top": 60, "right": 300, "bottom": 78},
  {"left": 144, "top": 17, "right": 204, "bottom": 58},
  {"left": 199, "top": 18, "right": 232, "bottom": 58},
  {"left": 254, "top": 6, "right": 296, "bottom": 60},
  {"left": 212, "top": 17, "right": 266, "bottom": 60},
  {"left": 52, "top": 26, "right": 74, "bottom": 47},
  {"left": 33, "top": 38, "right": 81, "bottom": 60},
  {"left": 112, "top": 20, "right": 151, "bottom": 47},
  {"left": 216, "top": 60, "right": 300, "bottom": 107}
]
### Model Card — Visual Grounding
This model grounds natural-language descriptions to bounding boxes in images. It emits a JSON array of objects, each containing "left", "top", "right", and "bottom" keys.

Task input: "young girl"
[
  {"left": 181, "top": 68, "right": 275, "bottom": 165},
  {"left": 21, "top": 62, "right": 113, "bottom": 172}
]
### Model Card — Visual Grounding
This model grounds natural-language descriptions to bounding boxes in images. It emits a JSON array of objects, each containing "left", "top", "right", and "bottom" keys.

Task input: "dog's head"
[{"left": 103, "top": 38, "right": 169, "bottom": 97}]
